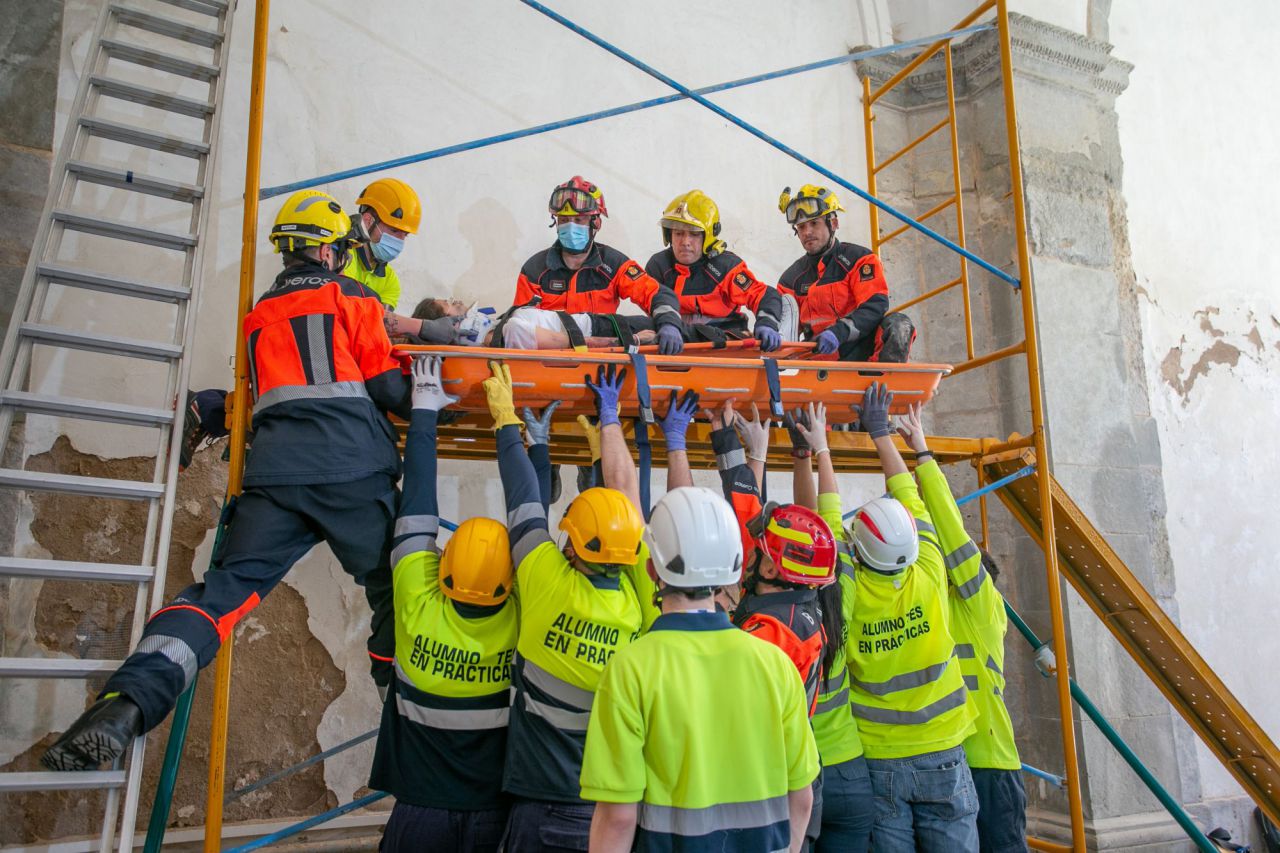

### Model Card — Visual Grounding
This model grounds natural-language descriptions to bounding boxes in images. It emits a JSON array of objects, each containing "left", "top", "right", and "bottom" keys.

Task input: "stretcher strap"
[
  {"left": 608, "top": 314, "right": 637, "bottom": 352},
  {"left": 490, "top": 296, "right": 541, "bottom": 348},
  {"left": 635, "top": 417, "right": 651, "bottom": 521},
  {"left": 763, "top": 357, "right": 784, "bottom": 419},
  {"left": 555, "top": 310, "right": 588, "bottom": 352},
  {"left": 629, "top": 352, "right": 654, "bottom": 424}
]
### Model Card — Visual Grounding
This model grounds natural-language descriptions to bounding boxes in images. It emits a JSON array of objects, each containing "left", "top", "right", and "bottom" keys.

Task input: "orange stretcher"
[{"left": 395, "top": 344, "right": 951, "bottom": 424}]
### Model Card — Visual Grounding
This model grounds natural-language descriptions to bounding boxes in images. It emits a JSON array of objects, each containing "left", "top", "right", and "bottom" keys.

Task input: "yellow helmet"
[
  {"left": 269, "top": 190, "right": 351, "bottom": 253},
  {"left": 660, "top": 189, "right": 726, "bottom": 257},
  {"left": 778, "top": 184, "right": 845, "bottom": 225},
  {"left": 440, "top": 517, "right": 513, "bottom": 606},
  {"left": 559, "top": 487, "right": 644, "bottom": 568},
  {"left": 356, "top": 177, "right": 421, "bottom": 234}
]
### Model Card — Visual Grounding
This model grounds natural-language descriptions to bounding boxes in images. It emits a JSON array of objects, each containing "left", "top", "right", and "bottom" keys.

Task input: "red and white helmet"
[
  {"left": 756, "top": 504, "right": 837, "bottom": 586},
  {"left": 645, "top": 487, "right": 743, "bottom": 589},
  {"left": 849, "top": 497, "right": 918, "bottom": 573}
]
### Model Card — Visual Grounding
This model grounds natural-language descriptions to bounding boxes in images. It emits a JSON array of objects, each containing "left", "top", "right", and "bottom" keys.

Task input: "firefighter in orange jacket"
[
  {"left": 43, "top": 191, "right": 411, "bottom": 773},
  {"left": 645, "top": 190, "right": 785, "bottom": 351},
  {"left": 511, "top": 176, "right": 685, "bottom": 354},
  {"left": 777, "top": 185, "right": 915, "bottom": 361}
]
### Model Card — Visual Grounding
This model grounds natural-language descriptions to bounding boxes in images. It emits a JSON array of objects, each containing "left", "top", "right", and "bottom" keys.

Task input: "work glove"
[
  {"left": 522, "top": 401, "right": 561, "bottom": 447},
  {"left": 482, "top": 361, "right": 523, "bottom": 430},
  {"left": 782, "top": 406, "right": 811, "bottom": 458},
  {"left": 814, "top": 329, "right": 840, "bottom": 355},
  {"left": 415, "top": 315, "right": 462, "bottom": 345},
  {"left": 410, "top": 355, "right": 459, "bottom": 412},
  {"left": 585, "top": 363, "right": 627, "bottom": 428},
  {"left": 856, "top": 381, "right": 894, "bottom": 439},
  {"left": 793, "top": 402, "right": 829, "bottom": 456},
  {"left": 658, "top": 389, "right": 700, "bottom": 452},
  {"left": 735, "top": 403, "right": 770, "bottom": 463},
  {"left": 577, "top": 415, "right": 603, "bottom": 465},
  {"left": 754, "top": 325, "right": 781, "bottom": 353},
  {"left": 657, "top": 324, "right": 684, "bottom": 355}
]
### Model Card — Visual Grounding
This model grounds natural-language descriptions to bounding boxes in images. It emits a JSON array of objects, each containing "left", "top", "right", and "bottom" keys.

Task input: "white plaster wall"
[
  {"left": 1109, "top": 0, "right": 1280, "bottom": 800},
  {"left": 888, "top": 0, "right": 1086, "bottom": 41}
]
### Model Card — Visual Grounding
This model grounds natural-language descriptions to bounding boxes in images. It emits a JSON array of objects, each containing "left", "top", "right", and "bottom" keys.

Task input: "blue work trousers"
[
  {"left": 815, "top": 755, "right": 874, "bottom": 853},
  {"left": 866, "top": 745, "right": 979, "bottom": 853},
  {"left": 972, "top": 767, "right": 1029, "bottom": 853},
  {"left": 500, "top": 798, "right": 594, "bottom": 852},
  {"left": 380, "top": 801, "right": 508, "bottom": 853}
]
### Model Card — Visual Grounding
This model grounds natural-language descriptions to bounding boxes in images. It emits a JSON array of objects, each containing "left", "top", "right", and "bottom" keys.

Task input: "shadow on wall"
[{"left": 453, "top": 197, "right": 522, "bottom": 305}]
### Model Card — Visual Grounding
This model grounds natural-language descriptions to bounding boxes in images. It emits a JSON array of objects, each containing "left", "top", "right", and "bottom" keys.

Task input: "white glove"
[{"left": 411, "top": 355, "right": 459, "bottom": 412}]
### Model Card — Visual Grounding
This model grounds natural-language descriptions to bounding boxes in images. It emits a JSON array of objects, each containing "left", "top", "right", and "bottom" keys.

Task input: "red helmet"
[
  {"left": 549, "top": 176, "right": 608, "bottom": 219},
  {"left": 756, "top": 503, "right": 837, "bottom": 586}
]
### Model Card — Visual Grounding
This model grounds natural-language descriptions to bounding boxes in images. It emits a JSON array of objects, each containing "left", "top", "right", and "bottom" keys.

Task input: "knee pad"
[{"left": 777, "top": 293, "right": 801, "bottom": 342}]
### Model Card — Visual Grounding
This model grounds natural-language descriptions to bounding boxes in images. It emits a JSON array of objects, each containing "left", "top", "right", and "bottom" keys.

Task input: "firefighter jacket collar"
[
  {"left": 272, "top": 260, "right": 344, "bottom": 291},
  {"left": 735, "top": 587, "right": 818, "bottom": 617}
]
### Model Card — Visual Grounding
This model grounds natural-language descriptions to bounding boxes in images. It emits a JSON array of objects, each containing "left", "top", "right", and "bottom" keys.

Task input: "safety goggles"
[
  {"left": 549, "top": 186, "right": 601, "bottom": 216},
  {"left": 784, "top": 196, "right": 826, "bottom": 224}
]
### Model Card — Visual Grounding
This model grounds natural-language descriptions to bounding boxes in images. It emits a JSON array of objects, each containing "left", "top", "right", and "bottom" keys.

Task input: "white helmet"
[
  {"left": 848, "top": 496, "right": 918, "bottom": 573},
  {"left": 644, "top": 487, "right": 743, "bottom": 588}
]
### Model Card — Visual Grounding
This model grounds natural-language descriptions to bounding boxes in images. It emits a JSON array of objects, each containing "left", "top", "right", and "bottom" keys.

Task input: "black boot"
[
  {"left": 42, "top": 694, "right": 143, "bottom": 771},
  {"left": 549, "top": 464, "right": 562, "bottom": 504}
]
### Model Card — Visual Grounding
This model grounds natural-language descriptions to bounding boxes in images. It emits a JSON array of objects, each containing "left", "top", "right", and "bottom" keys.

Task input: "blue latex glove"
[
  {"left": 755, "top": 325, "right": 781, "bottom": 352},
  {"left": 585, "top": 363, "right": 627, "bottom": 428},
  {"left": 657, "top": 324, "right": 684, "bottom": 355},
  {"left": 814, "top": 329, "right": 839, "bottom": 355},
  {"left": 658, "top": 389, "right": 700, "bottom": 451},
  {"left": 522, "top": 400, "right": 560, "bottom": 447},
  {"left": 856, "top": 381, "right": 894, "bottom": 439}
]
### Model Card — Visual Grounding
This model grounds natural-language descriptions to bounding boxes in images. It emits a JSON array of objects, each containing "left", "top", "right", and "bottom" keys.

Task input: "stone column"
[{"left": 858, "top": 15, "right": 1215, "bottom": 851}]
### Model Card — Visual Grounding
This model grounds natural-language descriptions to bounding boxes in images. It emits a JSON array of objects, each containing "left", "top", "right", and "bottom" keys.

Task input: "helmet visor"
[
  {"left": 549, "top": 186, "right": 601, "bottom": 216},
  {"left": 785, "top": 196, "right": 825, "bottom": 224}
]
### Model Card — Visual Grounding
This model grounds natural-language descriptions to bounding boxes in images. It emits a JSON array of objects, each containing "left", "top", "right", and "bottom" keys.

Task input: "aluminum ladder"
[{"left": 0, "top": 0, "right": 235, "bottom": 849}]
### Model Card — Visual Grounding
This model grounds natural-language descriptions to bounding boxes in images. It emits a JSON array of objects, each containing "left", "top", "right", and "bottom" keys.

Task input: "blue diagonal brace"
[{"left": 519, "top": 0, "right": 1019, "bottom": 289}]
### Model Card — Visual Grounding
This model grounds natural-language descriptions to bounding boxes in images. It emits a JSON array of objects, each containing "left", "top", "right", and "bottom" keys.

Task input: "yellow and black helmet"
[
  {"left": 778, "top": 184, "right": 845, "bottom": 225},
  {"left": 269, "top": 190, "right": 351, "bottom": 253}
]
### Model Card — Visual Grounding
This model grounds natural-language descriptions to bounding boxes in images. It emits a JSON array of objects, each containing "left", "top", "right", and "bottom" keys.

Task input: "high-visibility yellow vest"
[
  {"left": 343, "top": 249, "right": 401, "bottom": 309},
  {"left": 812, "top": 493, "right": 866, "bottom": 766}
]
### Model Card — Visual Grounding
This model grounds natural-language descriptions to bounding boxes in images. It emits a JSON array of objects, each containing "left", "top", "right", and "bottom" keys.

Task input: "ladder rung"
[
  {"left": 67, "top": 159, "right": 204, "bottom": 202},
  {"left": 0, "top": 657, "right": 124, "bottom": 678},
  {"left": 0, "top": 390, "right": 175, "bottom": 427},
  {"left": 90, "top": 74, "right": 213, "bottom": 118},
  {"left": 38, "top": 261, "right": 191, "bottom": 303},
  {"left": 101, "top": 38, "right": 220, "bottom": 81},
  {"left": 52, "top": 208, "right": 197, "bottom": 250},
  {"left": 0, "top": 770, "right": 127, "bottom": 792},
  {"left": 157, "top": 0, "right": 229, "bottom": 15},
  {"left": 79, "top": 116, "right": 209, "bottom": 159},
  {"left": 0, "top": 467, "right": 165, "bottom": 500},
  {"left": 112, "top": 4, "right": 224, "bottom": 48},
  {"left": 0, "top": 556, "right": 153, "bottom": 582},
  {"left": 21, "top": 323, "right": 183, "bottom": 362}
]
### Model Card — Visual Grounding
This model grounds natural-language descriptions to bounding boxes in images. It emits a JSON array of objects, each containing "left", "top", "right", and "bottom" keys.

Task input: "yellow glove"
[
  {"left": 483, "top": 361, "right": 522, "bottom": 430},
  {"left": 577, "top": 415, "right": 602, "bottom": 464}
]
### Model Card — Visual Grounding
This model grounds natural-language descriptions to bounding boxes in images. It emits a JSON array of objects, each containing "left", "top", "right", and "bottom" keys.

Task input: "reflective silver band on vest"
[
  {"left": 512, "top": 528, "right": 553, "bottom": 568},
  {"left": 717, "top": 448, "right": 746, "bottom": 471},
  {"left": 954, "top": 643, "right": 976, "bottom": 659},
  {"left": 136, "top": 634, "right": 198, "bottom": 689},
  {"left": 396, "top": 514, "right": 439, "bottom": 538},
  {"left": 850, "top": 685, "right": 968, "bottom": 725},
  {"left": 963, "top": 675, "right": 979, "bottom": 691},
  {"left": 306, "top": 314, "right": 333, "bottom": 384},
  {"left": 523, "top": 695, "right": 591, "bottom": 732},
  {"left": 814, "top": 686, "right": 850, "bottom": 716},
  {"left": 507, "top": 501, "right": 546, "bottom": 529},
  {"left": 395, "top": 693, "right": 509, "bottom": 730},
  {"left": 391, "top": 535, "right": 437, "bottom": 567},
  {"left": 915, "top": 520, "right": 936, "bottom": 536},
  {"left": 522, "top": 658, "right": 595, "bottom": 710},
  {"left": 639, "top": 794, "right": 789, "bottom": 836},
  {"left": 256, "top": 380, "right": 370, "bottom": 412},
  {"left": 986, "top": 655, "right": 1002, "bottom": 676},
  {"left": 849, "top": 656, "right": 952, "bottom": 696}
]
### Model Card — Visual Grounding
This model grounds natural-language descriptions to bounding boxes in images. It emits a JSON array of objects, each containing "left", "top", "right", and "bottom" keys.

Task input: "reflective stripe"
[
  {"left": 985, "top": 655, "right": 1002, "bottom": 676},
  {"left": 756, "top": 311, "right": 779, "bottom": 326},
  {"left": 717, "top": 448, "right": 746, "bottom": 471},
  {"left": 395, "top": 514, "right": 439, "bottom": 538},
  {"left": 136, "top": 634, "right": 197, "bottom": 689},
  {"left": 850, "top": 685, "right": 968, "bottom": 725},
  {"left": 638, "top": 794, "right": 789, "bottom": 836},
  {"left": 395, "top": 693, "right": 509, "bottom": 730},
  {"left": 837, "top": 318, "right": 859, "bottom": 340},
  {"left": 306, "top": 313, "right": 332, "bottom": 384},
  {"left": 513, "top": 528, "right": 553, "bottom": 568},
  {"left": 814, "top": 686, "right": 850, "bottom": 716},
  {"left": 391, "top": 534, "right": 435, "bottom": 567},
  {"left": 946, "top": 541, "right": 981, "bottom": 571},
  {"left": 954, "top": 643, "right": 976, "bottom": 659},
  {"left": 963, "top": 675, "right": 979, "bottom": 691},
  {"left": 507, "top": 501, "right": 545, "bottom": 529},
  {"left": 850, "top": 657, "right": 951, "bottom": 696},
  {"left": 256, "top": 380, "right": 370, "bottom": 412},
  {"left": 523, "top": 694, "right": 590, "bottom": 731},
  {"left": 522, "top": 658, "right": 595, "bottom": 710},
  {"left": 652, "top": 304, "right": 681, "bottom": 319},
  {"left": 954, "top": 560, "right": 988, "bottom": 600},
  {"left": 915, "top": 520, "right": 936, "bottom": 536}
]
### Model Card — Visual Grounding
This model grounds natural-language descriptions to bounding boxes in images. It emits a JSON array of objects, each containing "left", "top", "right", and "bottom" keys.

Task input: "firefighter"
[
  {"left": 777, "top": 185, "right": 915, "bottom": 362},
  {"left": 43, "top": 190, "right": 411, "bottom": 772},
  {"left": 508, "top": 176, "right": 685, "bottom": 354},
  {"left": 345, "top": 176, "right": 420, "bottom": 310},
  {"left": 370, "top": 356, "right": 517, "bottom": 853},
  {"left": 645, "top": 189, "right": 784, "bottom": 351},
  {"left": 581, "top": 486, "right": 819, "bottom": 853}
]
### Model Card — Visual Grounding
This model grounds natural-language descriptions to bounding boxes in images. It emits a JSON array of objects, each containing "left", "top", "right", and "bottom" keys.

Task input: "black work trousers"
[
  {"left": 102, "top": 474, "right": 398, "bottom": 732},
  {"left": 838, "top": 311, "right": 916, "bottom": 363}
]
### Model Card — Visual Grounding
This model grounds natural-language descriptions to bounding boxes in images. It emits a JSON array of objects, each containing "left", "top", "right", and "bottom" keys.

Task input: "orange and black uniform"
[
  {"left": 101, "top": 262, "right": 411, "bottom": 733},
  {"left": 644, "top": 247, "right": 783, "bottom": 339},
  {"left": 778, "top": 240, "right": 914, "bottom": 362},
  {"left": 513, "top": 242, "right": 682, "bottom": 335}
]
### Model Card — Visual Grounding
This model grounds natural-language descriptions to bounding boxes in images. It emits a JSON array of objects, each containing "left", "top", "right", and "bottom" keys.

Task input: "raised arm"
[
  {"left": 586, "top": 364, "right": 642, "bottom": 513},
  {"left": 860, "top": 382, "right": 908, "bottom": 479},
  {"left": 707, "top": 400, "right": 764, "bottom": 562},
  {"left": 483, "top": 362, "right": 553, "bottom": 569},
  {"left": 657, "top": 389, "right": 700, "bottom": 491},
  {"left": 522, "top": 401, "right": 560, "bottom": 512},
  {"left": 736, "top": 403, "right": 770, "bottom": 492},
  {"left": 784, "top": 406, "right": 816, "bottom": 510}
]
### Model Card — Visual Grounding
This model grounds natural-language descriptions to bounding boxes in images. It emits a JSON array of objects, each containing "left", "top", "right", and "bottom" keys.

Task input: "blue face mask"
[
  {"left": 557, "top": 221, "right": 591, "bottom": 253},
  {"left": 370, "top": 232, "right": 404, "bottom": 264}
]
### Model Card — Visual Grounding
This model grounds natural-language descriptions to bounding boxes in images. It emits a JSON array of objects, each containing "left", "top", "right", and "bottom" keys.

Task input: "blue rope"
[
  {"left": 519, "top": 1, "right": 1018, "bottom": 288},
  {"left": 258, "top": 24, "right": 992, "bottom": 200},
  {"left": 1021, "top": 762, "right": 1065, "bottom": 789},
  {"left": 223, "top": 791, "right": 389, "bottom": 852},
  {"left": 843, "top": 464, "right": 1036, "bottom": 519}
]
